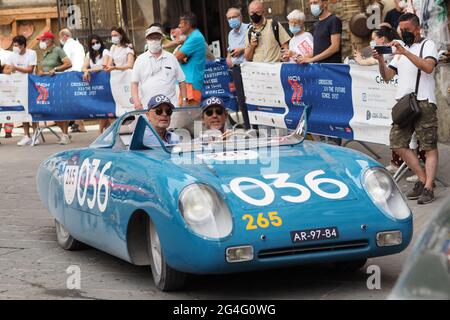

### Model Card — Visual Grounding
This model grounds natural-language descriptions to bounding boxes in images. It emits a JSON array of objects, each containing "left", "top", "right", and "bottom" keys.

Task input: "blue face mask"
[
  {"left": 289, "top": 25, "right": 301, "bottom": 34},
  {"left": 228, "top": 18, "right": 241, "bottom": 30},
  {"left": 311, "top": 4, "right": 323, "bottom": 17}
]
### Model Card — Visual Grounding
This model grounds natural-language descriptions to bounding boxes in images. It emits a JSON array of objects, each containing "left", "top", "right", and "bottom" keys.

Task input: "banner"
[
  {"left": 0, "top": 73, "right": 31, "bottom": 123},
  {"left": 202, "top": 59, "right": 238, "bottom": 111},
  {"left": 241, "top": 62, "right": 398, "bottom": 145}
]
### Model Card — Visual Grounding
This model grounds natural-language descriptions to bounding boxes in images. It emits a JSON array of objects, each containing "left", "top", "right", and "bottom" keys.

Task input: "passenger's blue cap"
[
  {"left": 200, "top": 97, "right": 226, "bottom": 112},
  {"left": 147, "top": 94, "right": 174, "bottom": 110}
]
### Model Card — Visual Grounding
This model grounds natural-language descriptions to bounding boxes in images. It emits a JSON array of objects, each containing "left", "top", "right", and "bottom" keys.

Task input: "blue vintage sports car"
[{"left": 37, "top": 107, "right": 413, "bottom": 291}]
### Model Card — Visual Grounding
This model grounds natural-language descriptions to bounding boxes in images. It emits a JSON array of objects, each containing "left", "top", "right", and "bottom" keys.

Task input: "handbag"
[{"left": 391, "top": 40, "right": 427, "bottom": 128}]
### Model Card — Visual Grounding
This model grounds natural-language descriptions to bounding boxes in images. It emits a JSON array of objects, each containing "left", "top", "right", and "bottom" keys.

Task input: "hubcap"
[
  {"left": 150, "top": 222, "right": 162, "bottom": 277},
  {"left": 57, "top": 221, "right": 70, "bottom": 239}
]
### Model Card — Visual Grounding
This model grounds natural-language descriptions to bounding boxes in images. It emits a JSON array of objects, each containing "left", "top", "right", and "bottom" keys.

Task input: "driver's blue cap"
[
  {"left": 147, "top": 94, "right": 175, "bottom": 110},
  {"left": 201, "top": 96, "right": 226, "bottom": 112}
]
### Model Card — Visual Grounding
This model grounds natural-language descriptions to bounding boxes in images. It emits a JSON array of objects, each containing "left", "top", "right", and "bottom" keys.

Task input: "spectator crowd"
[{"left": 0, "top": 0, "right": 446, "bottom": 204}]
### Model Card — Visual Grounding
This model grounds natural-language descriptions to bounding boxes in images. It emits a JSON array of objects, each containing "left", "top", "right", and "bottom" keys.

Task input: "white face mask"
[
  {"left": 370, "top": 41, "right": 377, "bottom": 48},
  {"left": 147, "top": 40, "right": 162, "bottom": 54},
  {"left": 39, "top": 41, "right": 48, "bottom": 50},
  {"left": 179, "top": 35, "right": 187, "bottom": 42},
  {"left": 111, "top": 36, "right": 121, "bottom": 45},
  {"left": 13, "top": 47, "right": 21, "bottom": 55},
  {"left": 92, "top": 43, "right": 101, "bottom": 51},
  {"left": 398, "top": 0, "right": 407, "bottom": 9}
]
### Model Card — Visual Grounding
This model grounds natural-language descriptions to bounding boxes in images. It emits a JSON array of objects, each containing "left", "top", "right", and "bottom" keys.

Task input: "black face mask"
[
  {"left": 401, "top": 31, "right": 415, "bottom": 47},
  {"left": 250, "top": 13, "right": 263, "bottom": 24}
]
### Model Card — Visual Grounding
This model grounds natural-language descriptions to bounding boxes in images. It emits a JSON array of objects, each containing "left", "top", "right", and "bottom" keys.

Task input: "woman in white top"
[
  {"left": 105, "top": 27, "right": 135, "bottom": 71},
  {"left": 82, "top": 34, "right": 109, "bottom": 82},
  {"left": 282, "top": 10, "right": 314, "bottom": 63}
]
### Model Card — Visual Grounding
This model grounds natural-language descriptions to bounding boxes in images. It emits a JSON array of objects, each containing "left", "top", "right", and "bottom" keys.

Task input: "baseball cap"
[
  {"left": 145, "top": 26, "right": 164, "bottom": 38},
  {"left": 37, "top": 31, "right": 55, "bottom": 40},
  {"left": 201, "top": 97, "right": 226, "bottom": 112},
  {"left": 147, "top": 94, "right": 175, "bottom": 110}
]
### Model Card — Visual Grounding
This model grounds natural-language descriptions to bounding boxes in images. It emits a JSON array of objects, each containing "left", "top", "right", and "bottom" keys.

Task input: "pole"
[{"left": 87, "top": 0, "right": 93, "bottom": 35}]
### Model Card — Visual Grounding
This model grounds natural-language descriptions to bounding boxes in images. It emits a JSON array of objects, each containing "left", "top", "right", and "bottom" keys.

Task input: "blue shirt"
[
  {"left": 228, "top": 23, "right": 249, "bottom": 65},
  {"left": 179, "top": 29, "right": 207, "bottom": 91},
  {"left": 143, "top": 127, "right": 180, "bottom": 146}
]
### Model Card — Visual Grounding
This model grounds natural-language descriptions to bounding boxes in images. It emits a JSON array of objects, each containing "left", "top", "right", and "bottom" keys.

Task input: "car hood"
[{"left": 177, "top": 141, "right": 374, "bottom": 210}]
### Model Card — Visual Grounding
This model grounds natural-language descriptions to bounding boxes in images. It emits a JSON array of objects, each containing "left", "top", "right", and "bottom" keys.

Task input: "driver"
[
  {"left": 200, "top": 97, "right": 232, "bottom": 141},
  {"left": 144, "top": 94, "right": 180, "bottom": 145}
]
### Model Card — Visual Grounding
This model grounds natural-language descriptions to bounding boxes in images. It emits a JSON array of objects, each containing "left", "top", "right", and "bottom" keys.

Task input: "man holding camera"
[
  {"left": 374, "top": 13, "right": 439, "bottom": 205},
  {"left": 244, "top": 0, "right": 291, "bottom": 63}
]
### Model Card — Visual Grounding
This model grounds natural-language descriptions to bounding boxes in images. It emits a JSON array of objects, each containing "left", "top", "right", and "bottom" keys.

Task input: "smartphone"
[{"left": 374, "top": 46, "right": 393, "bottom": 54}]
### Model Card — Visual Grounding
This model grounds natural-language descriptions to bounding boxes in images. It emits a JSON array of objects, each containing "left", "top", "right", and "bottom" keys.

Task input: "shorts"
[
  {"left": 179, "top": 83, "right": 202, "bottom": 106},
  {"left": 390, "top": 100, "right": 438, "bottom": 151}
]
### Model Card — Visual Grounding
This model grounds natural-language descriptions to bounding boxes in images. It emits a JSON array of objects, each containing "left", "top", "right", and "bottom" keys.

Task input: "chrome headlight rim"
[
  {"left": 178, "top": 183, "right": 234, "bottom": 241},
  {"left": 362, "top": 166, "right": 412, "bottom": 222}
]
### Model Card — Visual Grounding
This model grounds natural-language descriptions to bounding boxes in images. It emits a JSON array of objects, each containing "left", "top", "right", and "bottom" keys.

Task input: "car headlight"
[
  {"left": 363, "top": 167, "right": 411, "bottom": 220},
  {"left": 179, "top": 184, "right": 233, "bottom": 239}
]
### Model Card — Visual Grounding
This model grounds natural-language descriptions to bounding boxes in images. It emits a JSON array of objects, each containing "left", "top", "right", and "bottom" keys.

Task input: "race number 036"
[{"left": 229, "top": 171, "right": 349, "bottom": 206}]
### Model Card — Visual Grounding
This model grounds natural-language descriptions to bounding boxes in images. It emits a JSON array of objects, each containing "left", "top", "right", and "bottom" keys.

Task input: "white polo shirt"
[
  {"left": 389, "top": 39, "right": 438, "bottom": 104},
  {"left": 131, "top": 50, "right": 186, "bottom": 107},
  {"left": 63, "top": 38, "right": 85, "bottom": 72},
  {"left": 5, "top": 49, "right": 37, "bottom": 73}
]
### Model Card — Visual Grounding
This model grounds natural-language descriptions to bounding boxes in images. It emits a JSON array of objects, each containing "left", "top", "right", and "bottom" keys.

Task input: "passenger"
[{"left": 144, "top": 94, "right": 179, "bottom": 146}]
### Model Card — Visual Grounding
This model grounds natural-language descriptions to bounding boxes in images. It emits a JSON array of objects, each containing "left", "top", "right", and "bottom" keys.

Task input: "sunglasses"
[
  {"left": 204, "top": 107, "right": 224, "bottom": 117},
  {"left": 154, "top": 108, "right": 173, "bottom": 116}
]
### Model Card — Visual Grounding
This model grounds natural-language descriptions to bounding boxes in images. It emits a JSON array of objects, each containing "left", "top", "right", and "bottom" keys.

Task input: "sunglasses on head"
[
  {"left": 204, "top": 107, "right": 224, "bottom": 117},
  {"left": 154, "top": 107, "right": 173, "bottom": 116}
]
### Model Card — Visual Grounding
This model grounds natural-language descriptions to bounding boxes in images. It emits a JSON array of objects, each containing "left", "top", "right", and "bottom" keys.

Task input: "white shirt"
[
  {"left": 86, "top": 49, "right": 109, "bottom": 69},
  {"left": 5, "top": 49, "right": 37, "bottom": 73},
  {"left": 289, "top": 32, "right": 314, "bottom": 62},
  {"left": 63, "top": 38, "right": 85, "bottom": 72},
  {"left": 108, "top": 45, "right": 134, "bottom": 67},
  {"left": 389, "top": 39, "right": 438, "bottom": 104},
  {"left": 0, "top": 48, "right": 12, "bottom": 66},
  {"left": 131, "top": 50, "right": 186, "bottom": 107}
]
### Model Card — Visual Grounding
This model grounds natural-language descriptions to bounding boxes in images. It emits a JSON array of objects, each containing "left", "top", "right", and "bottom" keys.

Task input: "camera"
[{"left": 251, "top": 31, "right": 261, "bottom": 43}]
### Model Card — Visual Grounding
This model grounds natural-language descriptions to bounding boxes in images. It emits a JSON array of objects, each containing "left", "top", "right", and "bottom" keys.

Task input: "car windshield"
[{"left": 92, "top": 107, "right": 309, "bottom": 153}]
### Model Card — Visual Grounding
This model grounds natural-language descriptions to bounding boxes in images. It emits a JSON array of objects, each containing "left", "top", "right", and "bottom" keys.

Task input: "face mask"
[
  {"left": 147, "top": 40, "right": 162, "bottom": 54},
  {"left": 179, "top": 35, "right": 187, "bottom": 42},
  {"left": 60, "top": 39, "right": 66, "bottom": 46},
  {"left": 289, "top": 25, "right": 301, "bottom": 35},
  {"left": 228, "top": 18, "right": 241, "bottom": 30},
  {"left": 401, "top": 31, "right": 415, "bottom": 46},
  {"left": 111, "top": 36, "right": 121, "bottom": 45},
  {"left": 170, "top": 34, "right": 176, "bottom": 41},
  {"left": 398, "top": 0, "right": 406, "bottom": 9},
  {"left": 92, "top": 43, "right": 101, "bottom": 51},
  {"left": 13, "top": 47, "right": 21, "bottom": 55},
  {"left": 311, "top": 4, "right": 323, "bottom": 17},
  {"left": 370, "top": 41, "right": 377, "bottom": 48},
  {"left": 39, "top": 41, "right": 48, "bottom": 50},
  {"left": 250, "top": 13, "right": 263, "bottom": 24}
]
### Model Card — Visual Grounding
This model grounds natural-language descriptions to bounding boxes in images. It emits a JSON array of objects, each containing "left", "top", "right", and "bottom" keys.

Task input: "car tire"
[
  {"left": 148, "top": 218, "right": 186, "bottom": 291},
  {"left": 55, "top": 220, "right": 83, "bottom": 251},
  {"left": 333, "top": 259, "right": 368, "bottom": 272}
]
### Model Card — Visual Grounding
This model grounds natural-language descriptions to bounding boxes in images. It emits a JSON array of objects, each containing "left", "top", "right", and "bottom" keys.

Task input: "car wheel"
[
  {"left": 333, "top": 259, "right": 368, "bottom": 272},
  {"left": 55, "top": 220, "right": 83, "bottom": 251},
  {"left": 148, "top": 219, "right": 186, "bottom": 291}
]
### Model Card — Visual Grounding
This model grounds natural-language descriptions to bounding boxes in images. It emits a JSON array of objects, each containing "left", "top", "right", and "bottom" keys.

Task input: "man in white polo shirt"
[
  {"left": 131, "top": 26, "right": 188, "bottom": 110},
  {"left": 374, "top": 13, "right": 439, "bottom": 205}
]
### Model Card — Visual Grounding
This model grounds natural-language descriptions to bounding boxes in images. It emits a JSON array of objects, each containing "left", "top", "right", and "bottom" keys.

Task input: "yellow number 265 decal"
[{"left": 242, "top": 212, "right": 283, "bottom": 230}]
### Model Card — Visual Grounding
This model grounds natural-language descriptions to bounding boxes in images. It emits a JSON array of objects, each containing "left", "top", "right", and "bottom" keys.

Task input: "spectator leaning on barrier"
[
  {"left": 175, "top": 12, "right": 207, "bottom": 107},
  {"left": 82, "top": 34, "right": 110, "bottom": 135},
  {"left": 36, "top": 31, "right": 73, "bottom": 145},
  {"left": 282, "top": 9, "right": 314, "bottom": 63},
  {"left": 105, "top": 27, "right": 135, "bottom": 72},
  {"left": 384, "top": 0, "right": 407, "bottom": 30},
  {"left": 244, "top": 0, "right": 291, "bottom": 63},
  {"left": 131, "top": 26, "right": 188, "bottom": 110},
  {"left": 226, "top": 7, "right": 250, "bottom": 68},
  {"left": 3, "top": 35, "right": 38, "bottom": 146},
  {"left": 298, "top": 0, "right": 342, "bottom": 64},
  {"left": 374, "top": 13, "right": 439, "bottom": 205}
]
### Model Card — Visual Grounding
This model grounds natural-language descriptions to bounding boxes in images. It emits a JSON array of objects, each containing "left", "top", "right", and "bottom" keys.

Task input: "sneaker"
[
  {"left": 17, "top": 136, "right": 31, "bottom": 146},
  {"left": 406, "top": 181, "right": 425, "bottom": 200},
  {"left": 386, "top": 164, "right": 399, "bottom": 174},
  {"left": 418, "top": 188, "right": 435, "bottom": 205},
  {"left": 406, "top": 174, "right": 419, "bottom": 183},
  {"left": 59, "top": 134, "right": 72, "bottom": 145}
]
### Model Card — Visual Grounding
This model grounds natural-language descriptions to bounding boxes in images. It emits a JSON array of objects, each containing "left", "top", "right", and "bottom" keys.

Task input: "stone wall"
[{"left": 436, "top": 63, "right": 450, "bottom": 144}]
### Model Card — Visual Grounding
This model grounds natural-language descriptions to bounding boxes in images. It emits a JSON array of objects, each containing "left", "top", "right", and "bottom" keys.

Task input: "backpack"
[{"left": 247, "top": 19, "right": 282, "bottom": 47}]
